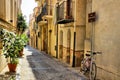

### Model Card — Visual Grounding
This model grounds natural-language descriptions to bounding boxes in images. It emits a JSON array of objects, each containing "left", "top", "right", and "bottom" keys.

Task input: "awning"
[{"left": 0, "top": 18, "right": 16, "bottom": 32}]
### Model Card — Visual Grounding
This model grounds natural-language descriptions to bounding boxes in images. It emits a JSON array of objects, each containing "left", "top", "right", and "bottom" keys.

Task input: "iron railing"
[
  {"left": 57, "top": 0, "right": 74, "bottom": 22},
  {"left": 36, "top": 3, "right": 52, "bottom": 23}
]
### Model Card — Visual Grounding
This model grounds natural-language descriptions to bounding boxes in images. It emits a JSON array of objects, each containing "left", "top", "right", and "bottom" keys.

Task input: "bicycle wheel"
[
  {"left": 90, "top": 63, "right": 97, "bottom": 80},
  {"left": 80, "top": 60, "right": 86, "bottom": 74}
]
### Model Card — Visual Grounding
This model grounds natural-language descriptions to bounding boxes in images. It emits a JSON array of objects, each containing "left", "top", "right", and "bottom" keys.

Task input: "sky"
[{"left": 21, "top": 0, "right": 37, "bottom": 23}]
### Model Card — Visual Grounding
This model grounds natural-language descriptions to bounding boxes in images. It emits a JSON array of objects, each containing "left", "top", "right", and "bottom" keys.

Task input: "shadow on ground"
[
  {"left": 0, "top": 72, "right": 16, "bottom": 80},
  {"left": 25, "top": 46, "right": 88, "bottom": 80}
]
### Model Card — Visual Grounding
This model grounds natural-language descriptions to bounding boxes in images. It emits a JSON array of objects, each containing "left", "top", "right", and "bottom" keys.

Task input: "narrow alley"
[
  {"left": 0, "top": 0, "right": 120, "bottom": 80},
  {"left": 20, "top": 46, "right": 87, "bottom": 80}
]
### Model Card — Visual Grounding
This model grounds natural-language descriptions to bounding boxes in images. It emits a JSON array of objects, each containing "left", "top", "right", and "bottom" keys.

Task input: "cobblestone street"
[{"left": 20, "top": 46, "right": 87, "bottom": 80}]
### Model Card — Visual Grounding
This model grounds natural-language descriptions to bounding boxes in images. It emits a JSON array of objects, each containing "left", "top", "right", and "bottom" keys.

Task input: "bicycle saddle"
[{"left": 86, "top": 52, "right": 96, "bottom": 56}]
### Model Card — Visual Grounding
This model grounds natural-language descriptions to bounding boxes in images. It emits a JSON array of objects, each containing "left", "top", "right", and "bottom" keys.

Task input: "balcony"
[
  {"left": 36, "top": 13, "right": 42, "bottom": 23},
  {"left": 57, "top": 0, "right": 74, "bottom": 24},
  {"left": 42, "top": 4, "right": 53, "bottom": 19},
  {"left": 36, "top": 3, "right": 52, "bottom": 24}
]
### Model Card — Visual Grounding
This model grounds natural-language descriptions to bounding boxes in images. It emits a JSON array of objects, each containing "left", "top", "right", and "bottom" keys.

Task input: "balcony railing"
[
  {"left": 36, "top": 13, "right": 42, "bottom": 23},
  {"left": 57, "top": 0, "right": 74, "bottom": 24},
  {"left": 36, "top": 3, "right": 53, "bottom": 23}
]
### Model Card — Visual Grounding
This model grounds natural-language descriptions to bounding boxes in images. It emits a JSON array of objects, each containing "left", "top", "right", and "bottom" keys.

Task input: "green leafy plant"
[
  {"left": 16, "top": 34, "right": 28, "bottom": 50},
  {"left": 21, "top": 34, "right": 29, "bottom": 46},
  {"left": 2, "top": 30, "right": 19, "bottom": 64},
  {"left": 0, "top": 29, "right": 29, "bottom": 72},
  {"left": 0, "top": 29, "right": 29, "bottom": 63},
  {"left": 17, "top": 13, "right": 27, "bottom": 34}
]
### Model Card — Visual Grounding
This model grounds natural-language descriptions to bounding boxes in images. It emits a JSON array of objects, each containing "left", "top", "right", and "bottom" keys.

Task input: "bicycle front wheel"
[{"left": 90, "top": 63, "right": 97, "bottom": 80}]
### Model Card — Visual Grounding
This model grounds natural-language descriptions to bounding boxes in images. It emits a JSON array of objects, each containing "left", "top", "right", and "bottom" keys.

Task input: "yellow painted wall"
[
  {"left": 48, "top": 19, "right": 56, "bottom": 57},
  {"left": 37, "top": 26, "right": 42, "bottom": 51},
  {"left": 6, "top": 0, "right": 11, "bottom": 22},
  {"left": 0, "top": 0, "right": 5, "bottom": 19},
  {"left": 76, "top": 0, "right": 86, "bottom": 25}
]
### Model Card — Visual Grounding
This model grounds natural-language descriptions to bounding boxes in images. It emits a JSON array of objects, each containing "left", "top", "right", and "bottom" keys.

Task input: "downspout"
[
  {"left": 56, "top": 3, "right": 59, "bottom": 58},
  {"left": 56, "top": 24, "right": 58, "bottom": 58},
  {"left": 72, "top": 0, "right": 76, "bottom": 67}
]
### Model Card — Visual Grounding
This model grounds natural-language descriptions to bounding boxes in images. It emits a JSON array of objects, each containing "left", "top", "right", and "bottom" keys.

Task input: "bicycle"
[{"left": 80, "top": 51, "right": 101, "bottom": 80}]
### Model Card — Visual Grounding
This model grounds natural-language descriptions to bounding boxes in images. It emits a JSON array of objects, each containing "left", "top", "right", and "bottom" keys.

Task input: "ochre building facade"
[
  {"left": 0, "top": 0, "right": 22, "bottom": 72},
  {"left": 29, "top": 0, "right": 120, "bottom": 80}
]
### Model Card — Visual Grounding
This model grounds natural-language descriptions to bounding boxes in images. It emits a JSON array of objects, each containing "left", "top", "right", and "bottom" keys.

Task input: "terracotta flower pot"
[{"left": 8, "top": 63, "right": 17, "bottom": 72}]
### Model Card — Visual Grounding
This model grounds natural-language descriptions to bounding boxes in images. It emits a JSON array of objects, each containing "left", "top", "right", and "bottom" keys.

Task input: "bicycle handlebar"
[{"left": 86, "top": 51, "right": 102, "bottom": 54}]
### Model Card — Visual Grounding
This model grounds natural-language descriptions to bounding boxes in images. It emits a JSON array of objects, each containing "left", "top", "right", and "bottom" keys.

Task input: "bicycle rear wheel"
[
  {"left": 80, "top": 61, "right": 85, "bottom": 74},
  {"left": 90, "top": 63, "right": 97, "bottom": 80}
]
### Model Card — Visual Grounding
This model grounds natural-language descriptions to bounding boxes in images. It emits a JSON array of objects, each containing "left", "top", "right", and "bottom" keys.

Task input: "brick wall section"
[
  {"left": 63, "top": 47, "right": 67, "bottom": 63},
  {"left": 62, "top": 46, "right": 84, "bottom": 67},
  {"left": 59, "top": 45, "right": 63, "bottom": 59},
  {"left": 70, "top": 50, "right": 84, "bottom": 67}
]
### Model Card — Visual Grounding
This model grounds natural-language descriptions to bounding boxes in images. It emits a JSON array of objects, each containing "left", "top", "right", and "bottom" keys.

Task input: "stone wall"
[
  {"left": 85, "top": 0, "right": 120, "bottom": 79},
  {"left": 97, "top": 66, "right": 120, "bottom": 80},
  {"left": 0, "top": 50, "right": 7, "bottom": 72}
]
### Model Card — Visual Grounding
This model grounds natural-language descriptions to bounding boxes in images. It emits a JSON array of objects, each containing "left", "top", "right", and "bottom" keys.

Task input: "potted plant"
[
  {"left": 2, "top": 31, "right": 19, "bottom": 72},
  {"left": 18, "top": 40, "right": 24, "bottom": 57},
  {"left": 15, "top": 35, "right": 24, "bottom": 57},
  {"left": 17, "top": 34, "right": 28, "bottom": 57},
  {"left": 20, "top": 34, "right": 29, "bottom": 46}
]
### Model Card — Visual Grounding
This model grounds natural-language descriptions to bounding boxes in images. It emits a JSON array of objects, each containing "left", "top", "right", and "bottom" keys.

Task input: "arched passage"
[
  {"left": 43, "top": 25, "right": 48, "bottom": 53},
  {"left": 66, "top": 29, "right": 71, "bottom": 64}
]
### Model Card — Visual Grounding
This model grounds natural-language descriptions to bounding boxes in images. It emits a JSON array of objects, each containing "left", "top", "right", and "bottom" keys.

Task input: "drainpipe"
[
  {"left": 56, "top": 24, "right": 58, "bottom": 58},
  {"left": 56, "top": 3, "right": 59, "bottom": 58},
  {"left": 72, "top": 0, "right": 76, "bottom": 67}
]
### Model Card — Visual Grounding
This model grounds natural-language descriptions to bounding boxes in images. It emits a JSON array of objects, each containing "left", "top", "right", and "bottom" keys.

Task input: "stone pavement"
[{"left": 0, "top": 46, "right": 88, "bottom": 80}]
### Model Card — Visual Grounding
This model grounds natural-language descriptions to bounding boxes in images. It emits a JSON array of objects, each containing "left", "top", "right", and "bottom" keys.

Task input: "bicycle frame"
[
  {"left": 90, "top": 52, "right": 96, "bottom": 80},
  {"left": 80, "top": 51, "right": 101, "bottom": 80}
]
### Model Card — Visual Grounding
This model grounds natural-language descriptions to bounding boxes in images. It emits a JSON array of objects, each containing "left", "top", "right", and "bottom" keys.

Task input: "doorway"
[{"left": 66, "top": 29, "right": 71, "bottom": 64}]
